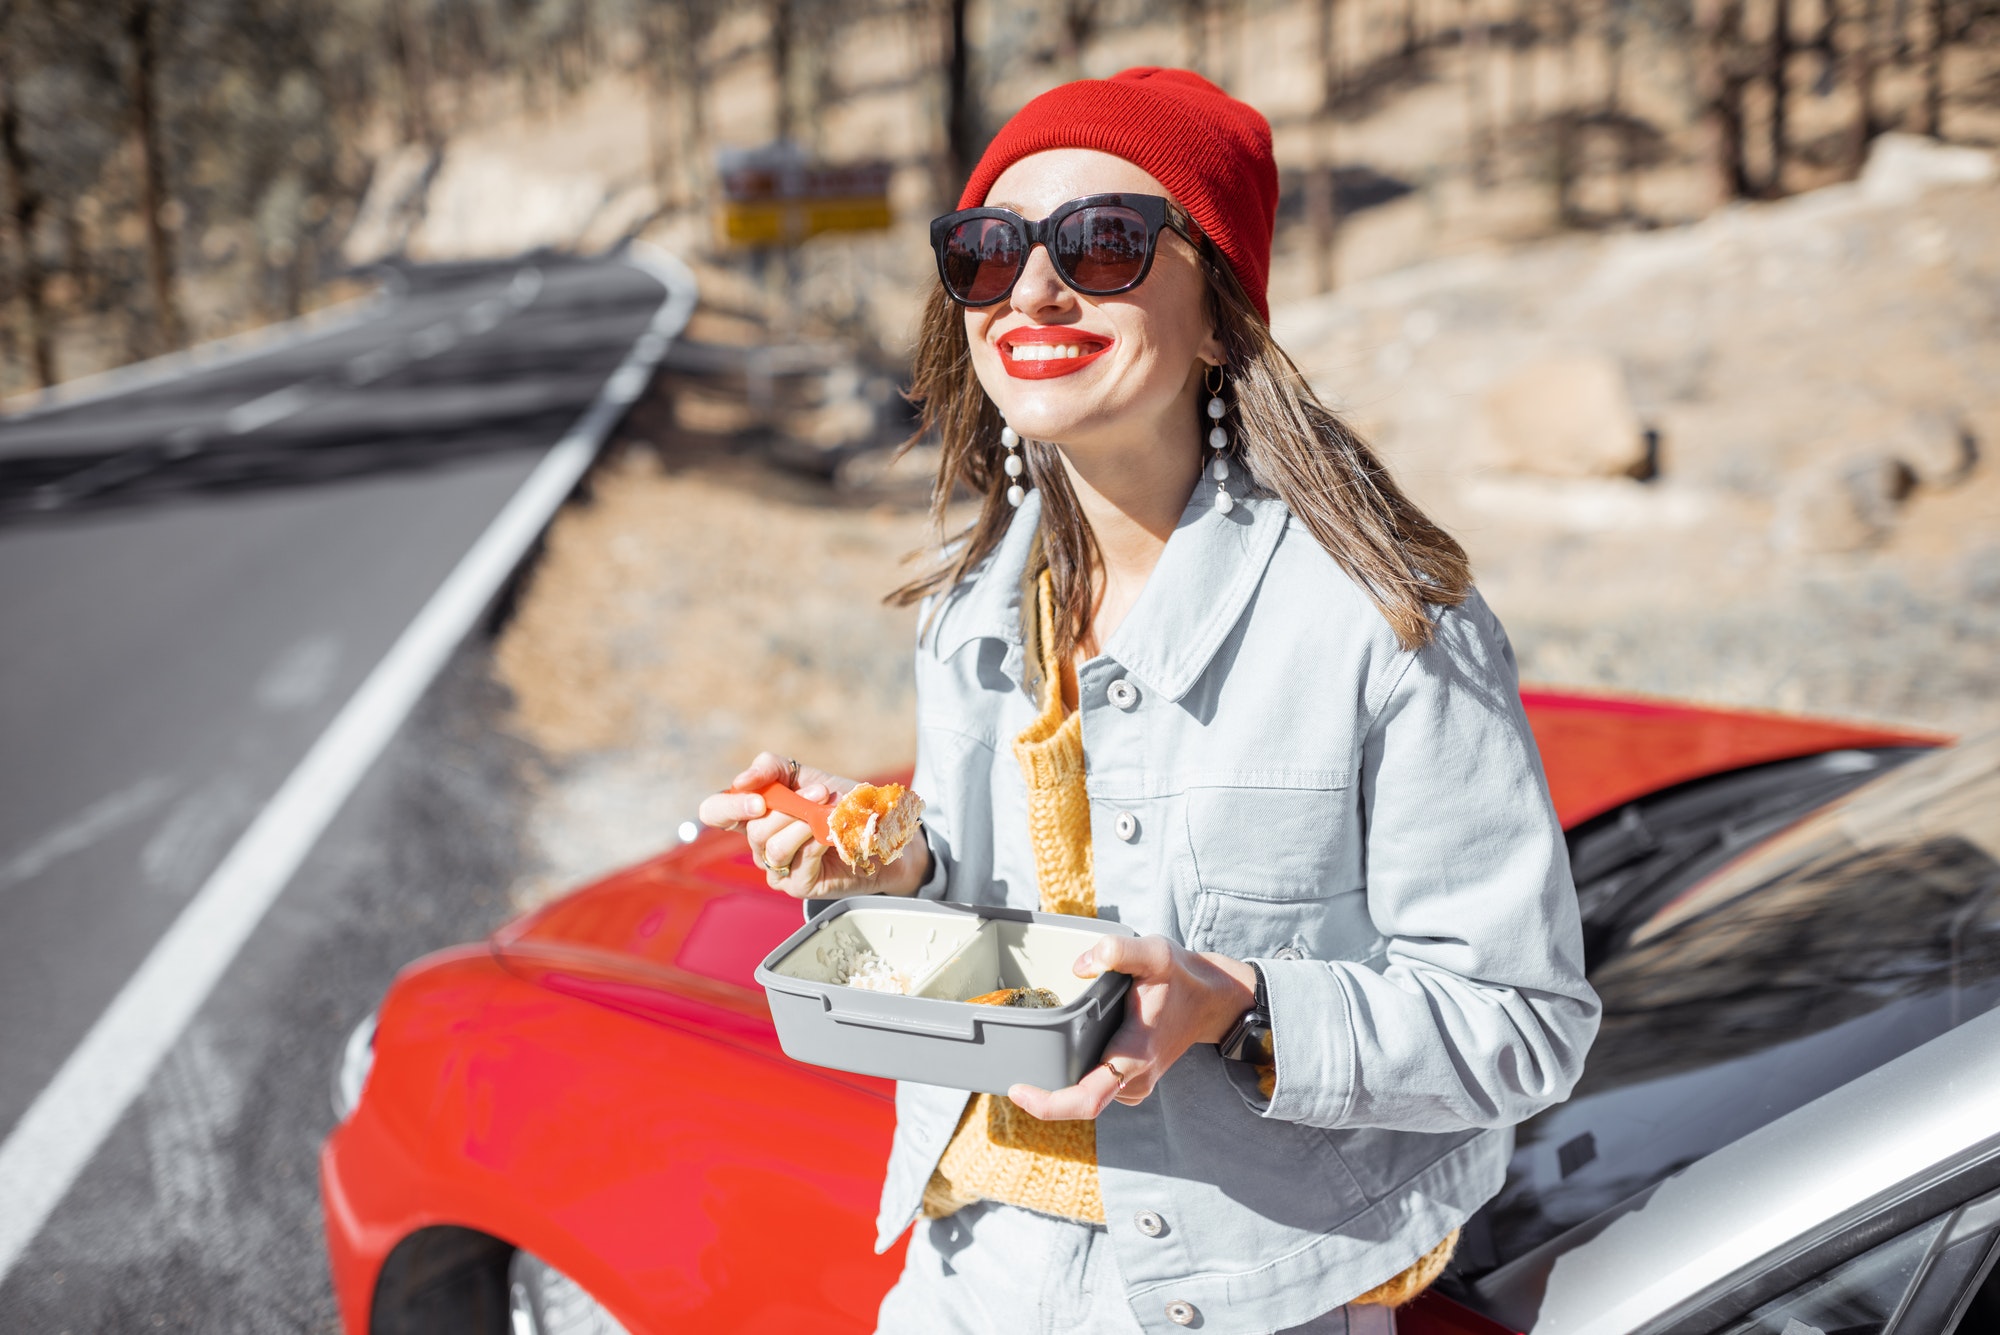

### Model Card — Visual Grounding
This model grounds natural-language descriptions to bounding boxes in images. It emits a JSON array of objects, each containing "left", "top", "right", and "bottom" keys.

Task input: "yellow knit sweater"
[
  {"left": 917, "top": 570, "right": 1457, "bottom": 1306},
  {"left": 921, "top": 570, "right": 1105, "bottom": 1224}
]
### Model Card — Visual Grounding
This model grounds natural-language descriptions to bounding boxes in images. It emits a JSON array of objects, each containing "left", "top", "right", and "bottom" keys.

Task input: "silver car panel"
[{"left": 1472, "top": 1004, "right": 2000, "bottom": 1335}]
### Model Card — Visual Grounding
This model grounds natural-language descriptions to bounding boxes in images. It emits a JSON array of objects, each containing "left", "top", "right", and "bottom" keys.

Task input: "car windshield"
[{"left": 1456, "top": 733, "right": 2000, "bottom": 1277}]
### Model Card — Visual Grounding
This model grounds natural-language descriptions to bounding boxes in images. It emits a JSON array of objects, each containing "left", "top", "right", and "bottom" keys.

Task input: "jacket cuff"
[{"left": 1248, "top": 956, "right": 1359, "bottom": 1128}]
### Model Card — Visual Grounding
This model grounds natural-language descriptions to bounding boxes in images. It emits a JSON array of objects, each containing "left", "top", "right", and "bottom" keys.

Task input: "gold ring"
[{"left": 1101, "top": 1058, "right": 1129, "bottom": 1089}]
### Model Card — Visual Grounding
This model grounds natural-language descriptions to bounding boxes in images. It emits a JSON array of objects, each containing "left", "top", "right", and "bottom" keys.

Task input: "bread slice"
[{"left": 826, "top": 781, "right": 926, "bottom": 875}]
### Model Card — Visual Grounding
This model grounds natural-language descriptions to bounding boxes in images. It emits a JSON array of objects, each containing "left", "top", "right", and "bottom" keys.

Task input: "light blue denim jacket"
[{"left": 880, "top": 486, "right": 1600, "bottom": 1335}]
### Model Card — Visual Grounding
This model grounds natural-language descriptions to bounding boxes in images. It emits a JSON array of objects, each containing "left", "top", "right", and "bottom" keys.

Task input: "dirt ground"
[
  {"left": 492, "top": 154, "right": 1999, "bottom": 903},
  {"left": 493, "top": 447, "right": 958, "bottom": 903}
]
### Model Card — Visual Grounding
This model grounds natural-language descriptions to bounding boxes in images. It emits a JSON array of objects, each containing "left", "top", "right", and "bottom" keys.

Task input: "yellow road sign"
[{"left": 716, "top": 145, "right": 893, "bottom": 248}]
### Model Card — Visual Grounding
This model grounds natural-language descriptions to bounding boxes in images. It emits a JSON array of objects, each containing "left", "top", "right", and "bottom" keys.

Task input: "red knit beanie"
[{"left": 957, "top": 68, "right": 1279, "bottom": 323}]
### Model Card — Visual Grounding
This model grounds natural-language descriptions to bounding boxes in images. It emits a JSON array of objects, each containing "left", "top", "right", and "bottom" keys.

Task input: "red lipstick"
[{"left": 996, "top": 326, "right": 1114, "bottom": 380}]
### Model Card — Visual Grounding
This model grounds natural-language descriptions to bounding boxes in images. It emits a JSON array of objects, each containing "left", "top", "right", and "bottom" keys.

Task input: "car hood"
[
  {"left": 1520, "top": 686, "right": 1944, "bottom": 826},
  {"left": 492, "top": 836, "right": 807, "bottom": 1021}
]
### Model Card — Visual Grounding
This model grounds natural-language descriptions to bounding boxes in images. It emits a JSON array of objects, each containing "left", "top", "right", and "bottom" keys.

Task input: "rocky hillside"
[
  {"left": 336, "top": 0, "right": 2000, "bottom": 362},
  {"left": 1274, "top": 133, "right": 1999, "bottom": 727}
]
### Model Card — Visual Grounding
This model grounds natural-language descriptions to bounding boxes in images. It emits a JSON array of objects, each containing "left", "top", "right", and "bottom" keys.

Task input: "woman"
[{"left": 700, "top": 68, "right": 1599, "bottom": 1335}]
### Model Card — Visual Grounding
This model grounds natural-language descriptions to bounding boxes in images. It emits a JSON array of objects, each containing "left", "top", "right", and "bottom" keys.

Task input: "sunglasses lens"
[
  {"left": 1053, "top": 206, "right": 1150, "bottom": 292},
  {"left": 943, "top": 217, "right": 1024, "bottom": 303}
]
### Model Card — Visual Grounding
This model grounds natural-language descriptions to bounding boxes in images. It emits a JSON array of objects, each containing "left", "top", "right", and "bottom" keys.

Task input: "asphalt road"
[{"left": 0, "top": 254, "right": 674, "bottom": 1330}]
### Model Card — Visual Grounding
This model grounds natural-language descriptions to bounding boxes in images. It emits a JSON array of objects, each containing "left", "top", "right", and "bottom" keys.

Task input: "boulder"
[
  {"left": 1890, "top": 412, "right": 1978, "bottom": 487},
  {"left": 341, "top": 145, "right": 438, "bottom": 265},
  {"left": 1477, "top": 355, "right": 1650, "bottom": 479},
  {"left": 1861, "top": 134, "right": 1998, "bottom": 206},
  {"left": 409, "top": 148, "right": 611, "bottom": 260},
  {"left": 1773, "top": 456, "right": 1914, "bottom": 553}
]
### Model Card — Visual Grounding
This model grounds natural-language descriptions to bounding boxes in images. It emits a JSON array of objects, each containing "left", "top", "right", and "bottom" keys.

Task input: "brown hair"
[{"left": 890, "top": 245, "right": 1470, "bottom": 654}]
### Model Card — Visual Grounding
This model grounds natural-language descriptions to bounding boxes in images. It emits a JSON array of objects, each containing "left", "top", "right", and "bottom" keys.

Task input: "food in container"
[
  {"left": 967, "top": 987, "right": 1062, "bottom": 1008},
  {"left": 756, "top": 897, "right": 1137, "bottom": 1095},
  {"left": 808, "top": 932, "right": 918, "bottom": 995}
]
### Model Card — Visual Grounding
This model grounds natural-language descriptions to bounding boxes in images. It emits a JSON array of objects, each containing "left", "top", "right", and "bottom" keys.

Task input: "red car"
[{"left": 320, "top": 689, "right": 1951, "bottom": 1335}]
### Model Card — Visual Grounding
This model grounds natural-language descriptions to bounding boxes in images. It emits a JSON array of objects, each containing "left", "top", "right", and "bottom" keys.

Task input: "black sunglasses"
[{"left": 929, "top": 193, "right": 1208, "bottom": 307}]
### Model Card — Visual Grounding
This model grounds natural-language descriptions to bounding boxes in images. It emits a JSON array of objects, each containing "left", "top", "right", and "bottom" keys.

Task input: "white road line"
[
  {"left": 0, "top": 246, "right": 699, "bottom": 1284},
  {"left": 224, "top": 385, "right": 309, "bottom": 435},
  {"left": 461, "top": 298, "right": 507, "bottom": 336},
  {"left": 412, "top": 322, "right": 459, "bottom": 358},
  {"left": 346, "top": 348, "right": 404, "bottom": 386},
  {"left": 509, "top": 266, "right": 544, "bottom": 306},
  {"left": 0, "top": 776, "right": 176, "bottom": 891}
]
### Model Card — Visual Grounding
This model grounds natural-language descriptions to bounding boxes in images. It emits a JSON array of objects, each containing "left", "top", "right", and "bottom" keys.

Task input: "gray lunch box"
[{"left": 754, "top": 896, "right": 1137, "bottom": 1095}]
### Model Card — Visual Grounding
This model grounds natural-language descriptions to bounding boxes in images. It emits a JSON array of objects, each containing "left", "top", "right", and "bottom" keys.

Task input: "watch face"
[
  {"left": 1220, "top": 1012, "right": 1274, "bottom": 1064},
  {"left": 1219, "top": 1013, "right": 1250, "bottom": 1061}
]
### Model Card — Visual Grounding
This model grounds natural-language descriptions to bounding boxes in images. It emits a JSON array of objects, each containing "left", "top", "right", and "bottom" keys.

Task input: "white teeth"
[{"left": 1009, "top": 343, "right": 1098, "bottom": 361}]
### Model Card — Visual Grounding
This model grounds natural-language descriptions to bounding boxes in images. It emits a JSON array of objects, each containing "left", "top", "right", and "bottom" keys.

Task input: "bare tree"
[
  {"left": 1552, "top": 0, "right": 1581, "bottom": 111},
  {"left": 1919, "top": 0, "right": 1947, "bottom": 133},
  {"left": 1767, "top": 0, "right": 1794, "bottom": 192},
  {"left": 60, "top": 204, "right": 91, "bottom": 310},
  {"left": 941, "top": 0, "right": 979, "bottom": 198},
  {"left": 1308, "top": 0, "right": 1340, "bottom": 292},
  {"left": 123, "top": 0, "right": 184, "bottom": 352},
  {"left": 386, "top": 0, "right": 437, "bottom": 148},
  {"left": 636, "top": 5, "right": 674, "bottom": 201},
  {"left": 0, "top": 7, "right": 54, "bottom": 387},
  {"left": 1057, "top": 0, "right": 1101, "bottom": 78},
  {"left": 771, "top": 0, "right": 795, "bottom": 143},
  {"left": 1848, "top": 0, "right": 1880, "bottom": 169},
  {"left": 1463, "top": 0, "right": 1496, "bottom": 186},
  {"left": 1319, "top": 0, "right": 1343, "bottom": 107},
  {"left": 1606, "top": 0, "right": 1629, "bottom": 115},
  {"left": 1698, "top": 0, "right": 1754, "bottom": 199},
  {"left": 650, "top": 0, "right": 720, "bottom": 215},
  {"left": 1181, "top": 0, "right": 1214, "bottom": 77},
  {"left": 1510, "top": 0, "right": 1536, "bottom": 122}
]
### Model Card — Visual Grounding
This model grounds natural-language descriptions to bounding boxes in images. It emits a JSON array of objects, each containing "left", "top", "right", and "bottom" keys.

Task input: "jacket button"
[
  {"left": 1107, "top": 677, "right": 1139, "bottom": 710},
  {"left": 1114, "top": 811, "right": 1139, "bottom": 842},
  {"left": 1134, "top": 1209, "right": 1165, "bottom": 1237},
  {"left": 1165, "top": 1299, "right": 1198, "bottom": 1326}
]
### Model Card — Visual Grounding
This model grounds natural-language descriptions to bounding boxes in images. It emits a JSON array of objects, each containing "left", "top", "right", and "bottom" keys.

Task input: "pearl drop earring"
[
  {"left": 1001, "top": 423, "right": 1026, "bottom": 508},
  {"left": 1205, "top": 367, "right": 1234, "bottom": 515}
]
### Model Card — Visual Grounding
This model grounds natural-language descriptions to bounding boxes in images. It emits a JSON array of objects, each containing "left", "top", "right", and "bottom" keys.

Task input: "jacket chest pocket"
[{"left": 1181, "top": 785, "right": 1376, "bottom": 961}]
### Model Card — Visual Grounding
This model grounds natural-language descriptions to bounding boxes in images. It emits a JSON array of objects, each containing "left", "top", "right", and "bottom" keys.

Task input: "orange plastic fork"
[{"left": 758, "top": 781, "right": 835, "bottom": 846}]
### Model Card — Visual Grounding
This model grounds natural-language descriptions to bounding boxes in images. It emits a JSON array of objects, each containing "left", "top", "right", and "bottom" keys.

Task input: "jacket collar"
[{"left": 928, "top": 484, "right": 1290, "bottom": 703}]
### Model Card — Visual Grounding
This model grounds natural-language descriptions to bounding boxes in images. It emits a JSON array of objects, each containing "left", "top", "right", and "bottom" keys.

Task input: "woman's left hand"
[{"left": 1006, "top": 935, "right": 1260, "bottom": 1120}]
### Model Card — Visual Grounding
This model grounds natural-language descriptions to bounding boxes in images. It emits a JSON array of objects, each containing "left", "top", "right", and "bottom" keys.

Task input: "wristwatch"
[{"left": 1217, "top": 962, "right": 1273, "bottom": 1065}]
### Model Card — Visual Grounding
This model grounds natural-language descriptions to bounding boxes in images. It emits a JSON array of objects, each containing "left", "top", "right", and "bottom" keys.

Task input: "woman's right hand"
[{"left": 696, "top": 751, "right": 929, "bottom": 901}]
